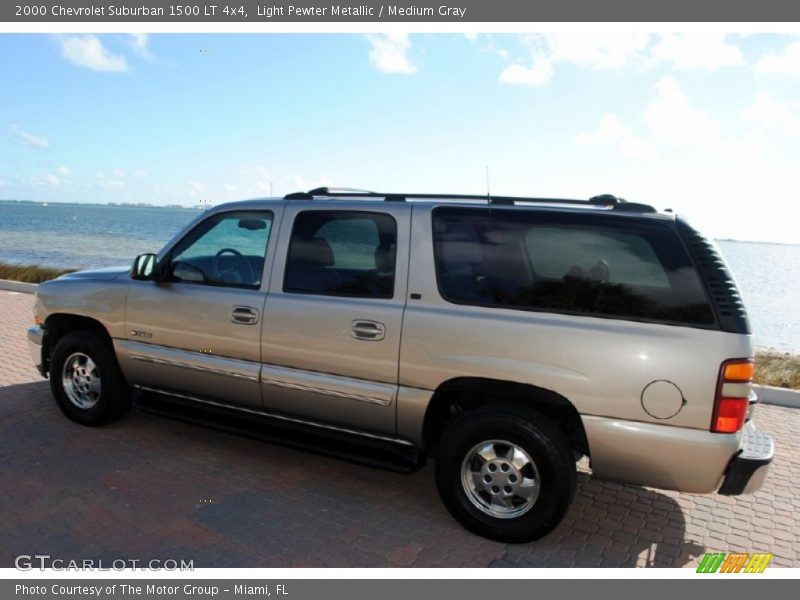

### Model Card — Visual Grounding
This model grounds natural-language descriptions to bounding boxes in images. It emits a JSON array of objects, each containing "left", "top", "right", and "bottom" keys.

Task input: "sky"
[{"left": 1, "top": 32, "right": 799, "bottom": 243}]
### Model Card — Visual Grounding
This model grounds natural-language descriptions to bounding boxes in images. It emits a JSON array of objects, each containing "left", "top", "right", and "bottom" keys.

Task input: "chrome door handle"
[
  {"left": 351, "top": 320, "right": 386, "bottom": 341},
  {"left": 231, "top": 306, "right": 259, "bottom": 325}
]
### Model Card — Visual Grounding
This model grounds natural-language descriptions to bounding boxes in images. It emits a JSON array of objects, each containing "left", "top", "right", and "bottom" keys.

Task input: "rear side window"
[
  {"left": 524, "top": 228, "right": 670, "bottom": 288},
  {"left": 432, "top": 207, "right": 715, "bottom": 327},
  {"left": 284, "top": 210, "right": 397, "bottom": 298}
]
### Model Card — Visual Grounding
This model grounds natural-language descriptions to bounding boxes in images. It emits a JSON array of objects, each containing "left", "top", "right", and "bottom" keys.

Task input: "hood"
[{"left": 57, "top": 266, "right": 129, "bottom": 281}]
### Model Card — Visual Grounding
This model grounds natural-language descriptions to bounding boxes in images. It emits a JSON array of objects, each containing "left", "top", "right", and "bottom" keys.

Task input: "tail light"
[{"left": 711, "top": 359, "right": 754, "bottom": 433}]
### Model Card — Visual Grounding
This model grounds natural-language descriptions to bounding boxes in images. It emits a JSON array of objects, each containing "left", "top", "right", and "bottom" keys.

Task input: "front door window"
[{"left": 170, "top": 211, "right": 273, "bottom": 288}]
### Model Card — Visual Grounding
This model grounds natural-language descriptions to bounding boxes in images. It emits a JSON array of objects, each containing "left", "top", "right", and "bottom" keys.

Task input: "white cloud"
[
  {"left": 577, "top": 114, "right": 659, "bottom": 158},
  {"left": 499, "top": 59, "right": 553, "bottom": 87},
  {"left": 743, "top": 92, "right": 800, "bottom": 136},
  {"left": 60, "top": 35, "right": 127, "bottom": 72},
  {"left": 133, "top": 169, "right": 148, "bottom": 177},
  {"left": 542, "top": 33, "right": 651, "bottom": 70},
  {"left": 9, "top": 124, "right": 50, "bottom": 149},
  {"left": 42, "top": 173, "right": 60, "bottom": 186},
  {"left": 496, "top": 33, "right": 747, "bottom": 88},
  {"left": 755, "top": 41, "right": 800, "bottom": 77},
  {"left": 497, "top": 34, "right": 649, "bottom": 88},
  {"left": 643, "top": 76, "right": 720, "bottom": 147},
  {"left": 649, "top": 34, "right": 745, "bottom": 70},
  {"left": 130, "top": 33, "right": 153, "bottom": 60},
  {"left": 367, "top": 34, "right": 417, "bottom": 75},
  {"left": 57, "top": 165, "right": 71, "bottom": 176}
]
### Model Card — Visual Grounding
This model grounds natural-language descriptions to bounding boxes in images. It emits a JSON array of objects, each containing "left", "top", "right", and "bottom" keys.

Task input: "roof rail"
[
  {"left": 283, "top": 188, "right": 656, "bottom": 213},
  {"left": 307, "top": 187, "right": 378, "bottom": 196},
  {"left": 588, "top": 194, "right": 620, "bottom": 205}
]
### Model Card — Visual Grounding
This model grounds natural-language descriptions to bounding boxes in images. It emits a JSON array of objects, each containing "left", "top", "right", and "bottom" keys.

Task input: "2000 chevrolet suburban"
[{"left": 27, "top": 188, "right": 775, "bottom": 542}]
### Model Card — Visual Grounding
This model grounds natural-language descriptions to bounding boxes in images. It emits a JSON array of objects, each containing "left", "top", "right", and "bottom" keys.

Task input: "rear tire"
[
  {"left": 50, "top": 331, "right": 131, "bottom": 426},
  {"left": 435, "top": 404, "right": 576, "bottom": 543}
]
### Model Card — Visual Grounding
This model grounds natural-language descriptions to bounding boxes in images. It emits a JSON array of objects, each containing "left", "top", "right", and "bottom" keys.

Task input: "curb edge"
[{"left": 0, "top": 279, "right": 37, "bottom": 294}]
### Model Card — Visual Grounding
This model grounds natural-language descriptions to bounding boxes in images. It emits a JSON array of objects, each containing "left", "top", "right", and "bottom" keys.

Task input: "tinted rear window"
[{"left": 432, "top": 207, "right": 715, "bottom": 327}]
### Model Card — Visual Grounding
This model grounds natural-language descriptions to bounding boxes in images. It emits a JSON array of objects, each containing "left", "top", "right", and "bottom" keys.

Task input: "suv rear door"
[{"left": 259, "top": 203, "right": 411, "bottom": 436}]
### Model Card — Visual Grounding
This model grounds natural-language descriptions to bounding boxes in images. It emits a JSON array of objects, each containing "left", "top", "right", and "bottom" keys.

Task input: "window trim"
[
  {"left": 282, "top": 209, "right": 399, "bottom": 300},
  {"left": 430, "top": 206, "right": 720, "bottom": 331},
  {"left": 166, "top": 209, "right": 275, "bottom": 291}
]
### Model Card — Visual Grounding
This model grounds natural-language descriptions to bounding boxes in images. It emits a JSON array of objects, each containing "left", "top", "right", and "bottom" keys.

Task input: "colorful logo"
[{"left": 697, "top": 552, "right": 772, "bottom": 573}]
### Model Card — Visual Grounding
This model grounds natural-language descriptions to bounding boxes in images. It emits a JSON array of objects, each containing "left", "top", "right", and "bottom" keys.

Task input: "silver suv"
[{"left": 27, "top": 188, "right": 774, "bottom": 542}]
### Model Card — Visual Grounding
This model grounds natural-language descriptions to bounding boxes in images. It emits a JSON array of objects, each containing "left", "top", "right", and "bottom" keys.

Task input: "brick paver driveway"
[{"left": 1, "top": 289, "right": 797, "bottom": 568}]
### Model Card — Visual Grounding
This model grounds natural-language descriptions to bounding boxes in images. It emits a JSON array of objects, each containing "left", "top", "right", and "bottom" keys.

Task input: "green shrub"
[
  {"left": 0, "top": 262, "right": 76, "bottom": 283},
  {"left": 755, "top": 351, "right": 800, "bottom": 390}
]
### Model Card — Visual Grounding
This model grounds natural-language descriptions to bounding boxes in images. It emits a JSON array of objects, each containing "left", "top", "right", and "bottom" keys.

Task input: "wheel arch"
[
  {"left": 422, "top": 377, "right": 589, "bottom": 457},
  {"left": 42, "top": 313, "right": 114, "bottom": 376}
]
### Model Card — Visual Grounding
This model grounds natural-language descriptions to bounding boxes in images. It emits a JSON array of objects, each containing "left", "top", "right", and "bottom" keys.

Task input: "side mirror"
[{"left": 131, "top": 253, "right": 161, "bottom": 281}]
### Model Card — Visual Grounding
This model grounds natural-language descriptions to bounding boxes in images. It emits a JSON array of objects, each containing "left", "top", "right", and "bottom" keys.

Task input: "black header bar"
[{"left": 5, "top": 0, "right": 800, "bottom": 22}]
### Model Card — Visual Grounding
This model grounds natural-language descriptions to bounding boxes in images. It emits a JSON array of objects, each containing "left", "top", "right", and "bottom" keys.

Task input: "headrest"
[{"left": 289, "top": 237, "right": 335, "bottom": 268}]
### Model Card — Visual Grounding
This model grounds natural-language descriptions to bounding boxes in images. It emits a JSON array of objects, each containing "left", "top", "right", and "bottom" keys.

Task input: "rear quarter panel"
[{"left": 400, "top": 302, "right": 753, "bottom": 429}]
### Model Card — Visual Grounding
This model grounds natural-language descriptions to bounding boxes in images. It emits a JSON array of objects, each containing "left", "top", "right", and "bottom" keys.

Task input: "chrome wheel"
[
  {"left": 61, "top": 352, "right": 102, "bottom": 410},
  {"left": 460, "top": 439, "right": 541, "bottom": 519}
]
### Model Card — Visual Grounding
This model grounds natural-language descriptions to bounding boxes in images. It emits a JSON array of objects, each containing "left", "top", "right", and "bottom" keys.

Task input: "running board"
[{"left": 132, "top": 390, "right": 426, "bottom": 474}]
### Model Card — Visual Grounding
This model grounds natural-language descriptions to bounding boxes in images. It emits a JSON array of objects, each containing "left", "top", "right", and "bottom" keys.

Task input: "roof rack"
[{"left": 283, "top": 187, "right": 656, "bottom": 213}]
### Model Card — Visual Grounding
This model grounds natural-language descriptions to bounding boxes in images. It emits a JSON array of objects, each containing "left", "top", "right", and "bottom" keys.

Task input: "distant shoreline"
[
  {"left": 716, "top": 238, "right": 800, "bottom": 247},
  {"left": 0, "top": 199, "right": 200, "bottom": 211}
]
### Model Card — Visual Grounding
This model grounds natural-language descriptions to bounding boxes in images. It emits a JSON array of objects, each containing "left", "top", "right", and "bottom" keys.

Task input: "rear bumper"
[
  {"left": 583, "top": 415, "right": 741, "bottom": 493},
  {"left": 718, "top": 421, "right": 774, "bottom": 495},
  {"left": 582, "top": 415, "right": 774, "bottom": 494},
  {"left": 27, "top": 325, "right": 46, "bottom": 377}
]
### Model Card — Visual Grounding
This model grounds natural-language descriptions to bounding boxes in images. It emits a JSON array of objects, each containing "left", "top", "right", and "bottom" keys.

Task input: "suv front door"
[
  {"left": 259, "top": 205, "right": 410, "bottom": 436},
  {"left": 120, "top": 209, "right": 279, "bottom": 409}
]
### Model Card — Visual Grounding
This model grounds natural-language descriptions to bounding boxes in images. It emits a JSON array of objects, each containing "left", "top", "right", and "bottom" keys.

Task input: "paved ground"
[{"left": 1, "top": 289, "right": 797, "bottom": 568}]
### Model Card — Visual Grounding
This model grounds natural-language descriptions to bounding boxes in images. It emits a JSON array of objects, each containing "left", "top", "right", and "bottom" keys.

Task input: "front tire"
[
  {"left": 435, "top": 404, "right": 576, "bottom": 543},
  {"left": 50, "top": 331, "right": 131, "bottom": 426}
]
